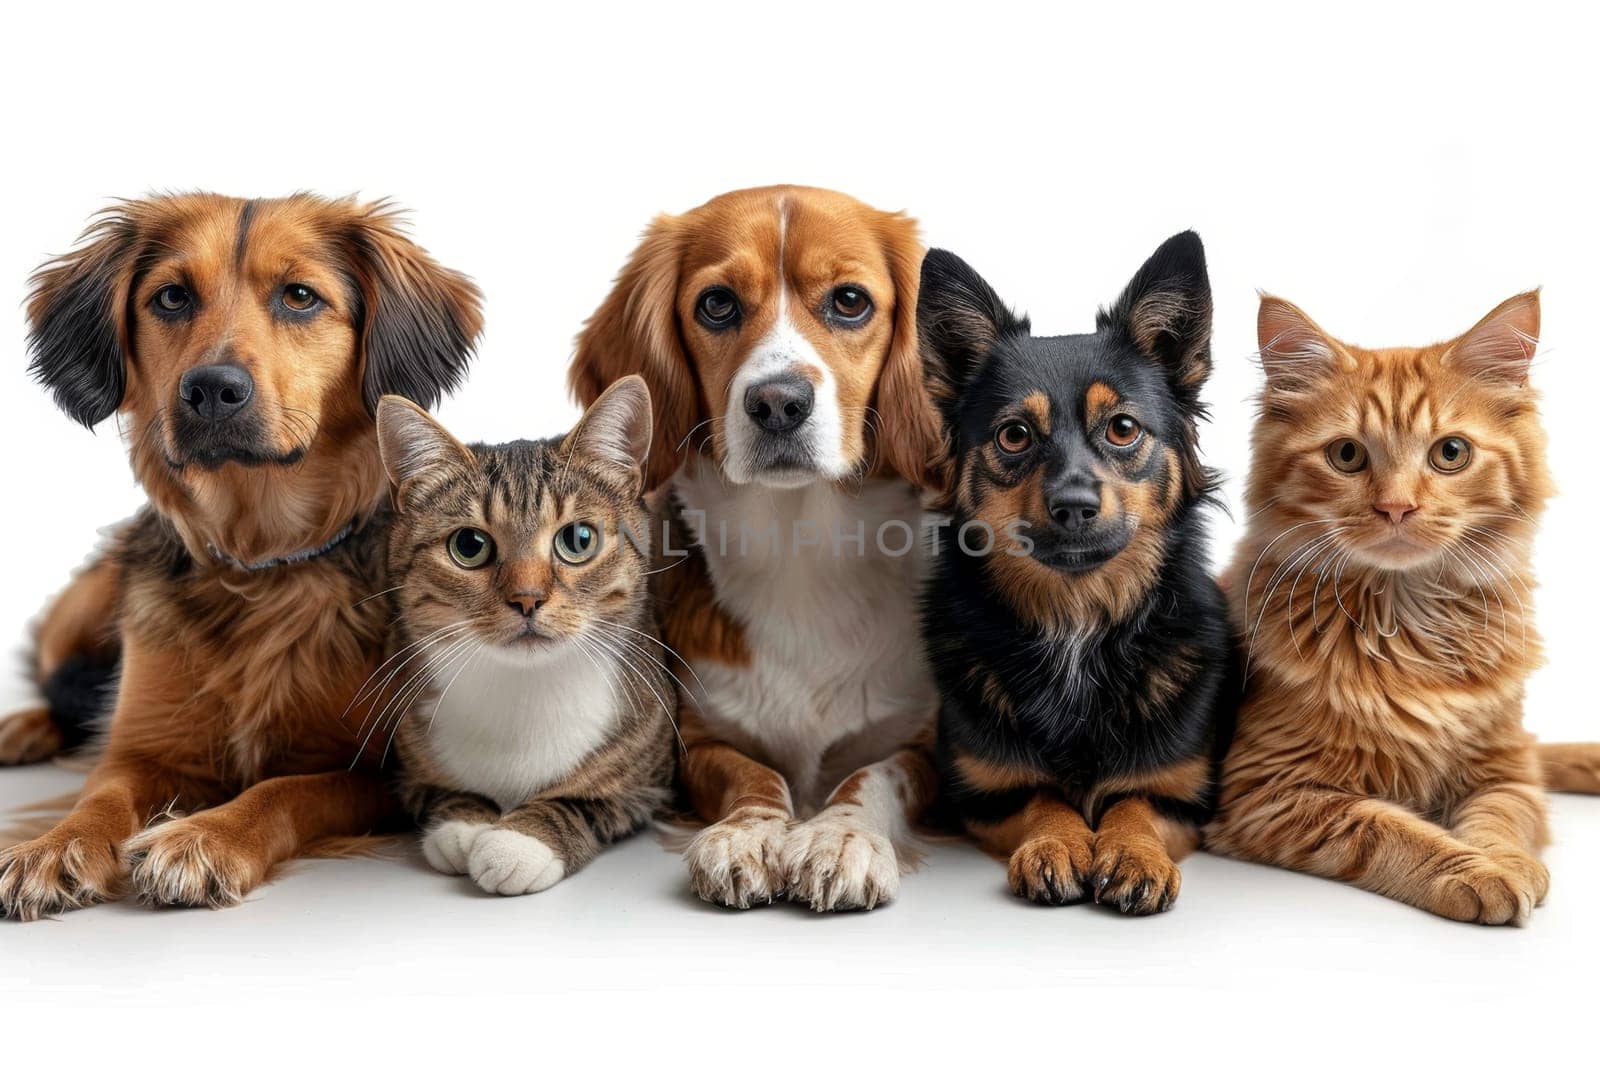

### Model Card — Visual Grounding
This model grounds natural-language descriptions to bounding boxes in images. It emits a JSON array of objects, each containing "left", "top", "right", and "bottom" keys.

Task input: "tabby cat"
[
  {"left": 371, "top": 375, "right": 676, "bottom": 896},
  {"left": 1207, "top": 291, "right": 1568, "bottom": 924}
]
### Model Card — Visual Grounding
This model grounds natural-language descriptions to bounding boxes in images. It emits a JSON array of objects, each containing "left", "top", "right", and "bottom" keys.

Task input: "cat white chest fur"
[
  {"left": 418, "top": 643, "right": 620, "bottom": 812},
  {"left": 674, "top": 469, "right": 938, "bottom": 812}
]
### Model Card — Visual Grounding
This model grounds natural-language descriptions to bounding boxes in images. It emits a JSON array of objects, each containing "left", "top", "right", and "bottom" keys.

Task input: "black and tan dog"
[
  {"left": 0, "top": 193, "right": 481, "bottom": 919},
  {"left": 918, "top": 232, "right": 1236, "bottom": 914}
]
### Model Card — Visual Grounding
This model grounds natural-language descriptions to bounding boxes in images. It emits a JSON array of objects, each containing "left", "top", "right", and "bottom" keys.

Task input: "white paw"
[
  {"left": 466, "top": 828, "right": 565, "bottom": 895},
  {"left": 683, "top": 810, "right": 790, "bottom": 909},
  {"left": 783, "top": 806, "right": 900, "bottom": 912},
  {"left": 421, "top": 819, "right": 491, "bottom": 876}
]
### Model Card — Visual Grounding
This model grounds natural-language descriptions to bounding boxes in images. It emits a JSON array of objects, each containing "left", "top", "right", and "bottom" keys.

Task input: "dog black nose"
[
  {"left": 1048, "top": 485, "right": 1101, "bottom": 530},
  {"left": 744, "top": 375, "right": 814, "bottom": 434},
  {"left": 179, "top": 364, "right": 255, "bottom": 422}
]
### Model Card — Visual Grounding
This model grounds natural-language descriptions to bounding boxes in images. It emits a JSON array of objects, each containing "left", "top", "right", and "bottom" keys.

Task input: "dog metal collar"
[{"left": 207, "top": 520, "right": 356, "bottom": 573}]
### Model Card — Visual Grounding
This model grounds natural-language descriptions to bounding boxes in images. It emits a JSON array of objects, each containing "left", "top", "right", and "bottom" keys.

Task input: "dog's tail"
[{"left": 1540, "top": 742, "right": 1600, "bottom": 795}]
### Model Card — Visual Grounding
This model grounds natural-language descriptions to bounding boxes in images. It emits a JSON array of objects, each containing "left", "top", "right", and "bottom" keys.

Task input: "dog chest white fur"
[
  {"left": 417, "top": 644, "right": 619, "bottom": 811},
  {"left": 674, "top": 467, "right": 937, "bottom": 812}
]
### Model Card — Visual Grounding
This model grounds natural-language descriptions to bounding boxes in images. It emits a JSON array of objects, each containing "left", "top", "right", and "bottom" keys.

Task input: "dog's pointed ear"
[
  {"left": 569, "top": 215, "right": 697, "bottom": 492},
  {"left": 918, "top": 248, "right": 1027, "bottom": 423},
  {"left": 27, "top": 207, "right": 141, "bottom": 428},
  {"left": 376, "top": 394, "right": 476, "bottom": 508},
  {"left": 1099, "top": 231, "right": 1213, "bottom": 409},
  {"left": 347, "top": 202, "right": 484, "bottom": 416},
  {"left": 1445, "top": 289, "right": 1540, "bottom": 387},
  {"left": 865, "top": 213, "right": 945, "bottom": 494},
  {"left": 562, "top": 374, "right": 653, "bottom": 494}
]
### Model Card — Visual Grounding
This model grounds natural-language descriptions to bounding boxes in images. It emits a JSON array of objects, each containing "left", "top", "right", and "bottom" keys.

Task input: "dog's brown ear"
[
  {"left": 346, "top": 202, "right": 484, "bottom": 415},
  {"left": 27, "top": 206, "right": 141, "bottom": 428},
  {"left": 866, "top": 212, "right": 946, "bottom": 494},
  {"left": 569, "top": 216, "right": 698, "bottom": 492}
]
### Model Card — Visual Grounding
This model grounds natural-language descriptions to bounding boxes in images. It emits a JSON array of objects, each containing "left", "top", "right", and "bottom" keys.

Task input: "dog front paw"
[
  {"left": 0, "top": 830, "right": 124, "bottom": 921},
  {"left": 0, "top": 708, "right": 65, "bottom": 766},
  {"left": 783, "top": 806, "right": 900, "bottom": 912},
  {"left": 684, "top": 809, "right": 790, "bottom": 909},
  {"left": 1090, "top": 837, "right": 1181, "bottom": 915},
  {"left": 1008, "top": 834, "right": 1093, "bottom": 905},
  {"left": 421, "top": 819, "right": 492, "bottom": 876},
  {"left": 125, "top": 817, "right": 265, "bottom": 909},
  {"left": 466, "top": 828, "right": 565, "bottom": 895}
]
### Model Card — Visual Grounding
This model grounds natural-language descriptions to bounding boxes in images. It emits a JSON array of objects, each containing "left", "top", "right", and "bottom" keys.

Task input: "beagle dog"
[
  {"left": 0, "top": 193, "right": 482, "bottom": 919},
  {"left": 570, "top": 185, "right": 944, "bottom": 910}
]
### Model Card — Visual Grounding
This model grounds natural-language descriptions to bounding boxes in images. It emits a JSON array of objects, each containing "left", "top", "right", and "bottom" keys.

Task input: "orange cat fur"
[{"left": 1207, "top": 290, "right": 1585, "bottom": 925}]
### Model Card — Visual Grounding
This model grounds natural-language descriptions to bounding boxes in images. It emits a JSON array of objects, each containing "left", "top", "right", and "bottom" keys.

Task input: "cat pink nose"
[
  {"left": 1375, "top": 501, "right": 1418, "bottom": 525},
  {"left": 506, "top": 591, "right": 546, "bottom": 617}
]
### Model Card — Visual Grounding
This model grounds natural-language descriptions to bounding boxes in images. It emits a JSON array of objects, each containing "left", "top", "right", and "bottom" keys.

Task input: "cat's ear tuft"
[
  {"left": 1447, "top": 290, "right": 1540, "bottom": 387},
  {"left": 1256, "top": 294, "right": 1350, "bottom": 393},
  {"left": 565, "top": 374, "right": 654, "bottom": 491},
  {"left": 1099, "top": 231, "right": 1213, "bottom": 401},
  {"left": 376, "top": 395, "right": 475, "bottom": 505},
  {"left": 918, "top": 249, "right": 1027, "bottom": 421}
]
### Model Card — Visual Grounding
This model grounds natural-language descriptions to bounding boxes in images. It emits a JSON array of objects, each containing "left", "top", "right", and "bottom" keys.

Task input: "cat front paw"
[
  {"left": 684, "top": 809, "right": 789, "bottom": 909},
  {"left": 783, "top": 806, "right": 900, "bottom": 912},
  {"left": 466, "top": 828, "right": 566, "bottom": 895},
  {"left": 1432, "top": 853, "right": 1539, "bottom": 926},
  {"left": 0, "top": 830, "right": 125, "bottom": 921},
  {"left": 1008, "top": 834, "right": 1093, "bottom": 905},
  {"left": 125, "top": 816, "right": 264, "bottom": 909},
  {"left": 421, "top": 819, "right": 492, "bottom": 875}
]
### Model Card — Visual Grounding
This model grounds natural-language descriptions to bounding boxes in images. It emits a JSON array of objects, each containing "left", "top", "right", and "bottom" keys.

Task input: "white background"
[{"left": 1, "top": 1, "right": 1596, "bottom": 1061}]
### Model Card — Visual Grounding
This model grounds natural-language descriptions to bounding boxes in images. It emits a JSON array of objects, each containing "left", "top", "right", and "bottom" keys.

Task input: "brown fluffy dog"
[
  {"left": 0, "top": 193, "right": 482, "bottom": 920},
  {"left": 571, "top": 186, "right": 945, "bottom": 911}
]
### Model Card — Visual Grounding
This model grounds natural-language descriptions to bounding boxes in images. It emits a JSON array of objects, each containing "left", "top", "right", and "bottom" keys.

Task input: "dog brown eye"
[
  {"left": 448, "top": 527, "right": 494, "bottom": 569},
  {"left": 1430, "top": 435, "right": 1473, "bottom": 473},
  {"left": 282, "top": 284, "right": 320, "bottom": 311},
  {"left": 830, "top": 285, "right": 872, "bottom": 323},
  {"left": 1106, "top": 414, "right": 1142, "bottom": 447},
  {"left": 696, "top": 287, "right": 740, "bottom": 329},
  {"left": 996, "top": 421, "right": 1033, "bottom": 454},
  {"left": 1326, "top": 437, "right": 1368, "bottom": 474},
  {"left": 154, "top": 284, "right": 190, "bottom": 313}
]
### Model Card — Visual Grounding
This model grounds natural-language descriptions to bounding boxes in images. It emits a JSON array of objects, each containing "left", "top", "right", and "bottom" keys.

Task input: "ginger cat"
[{"left": 1208, "top": 290, "right": 1597, "bottom": 925}]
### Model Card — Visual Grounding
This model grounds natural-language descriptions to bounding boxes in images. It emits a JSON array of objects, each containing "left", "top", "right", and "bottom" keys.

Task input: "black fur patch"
[{"left": 40, "top": 652, "right": 118, "bottom": 747}]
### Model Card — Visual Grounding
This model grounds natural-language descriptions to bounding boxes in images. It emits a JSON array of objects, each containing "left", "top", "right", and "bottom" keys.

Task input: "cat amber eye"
[
  {"left": 996, "top": 421, "right": 1033, "bottom": 454},
  {"left": 1106, "top": 414, "right": 1142, "bottom": 447},
  {"left": 448, "top": 527, "right": 495, "bottom": 568},
  {"left": 554, "top": 521, "right": 601, "bottom": 564},
  {"left": 1430, "top": 435, "right": 1473, "bottom": 473},
  {"left": 1326, "top": 437, "right": 1368, "bottom": 474}
]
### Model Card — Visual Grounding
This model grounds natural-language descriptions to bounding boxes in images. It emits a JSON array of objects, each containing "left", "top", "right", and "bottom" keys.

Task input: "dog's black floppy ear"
[
  {"left": 27, "top": 208, "right": 141, "bottom": 428},
  {"left": 1098, "top": 230, "right": 1213, "bottom": 411},
  {"left": 347, "top": 202, "right": 485, "bottom": 415},
  {"left": 917, "top": 249, "right": 1028, "bottom": 422}
]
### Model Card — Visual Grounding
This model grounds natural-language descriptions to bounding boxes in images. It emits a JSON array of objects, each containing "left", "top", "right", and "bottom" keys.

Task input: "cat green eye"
[
  {"left": 1430, "top": 435, "right": 1473, "bottom": 473},
  {"left": 1326, "top": 437, "right": 1368, "bottom": 474},
  {"left": 447, "top": 527, "right": 495, "bottom": 569},
  {"left": 554, "top": 521, "right": 601, "bottom": 565}
]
